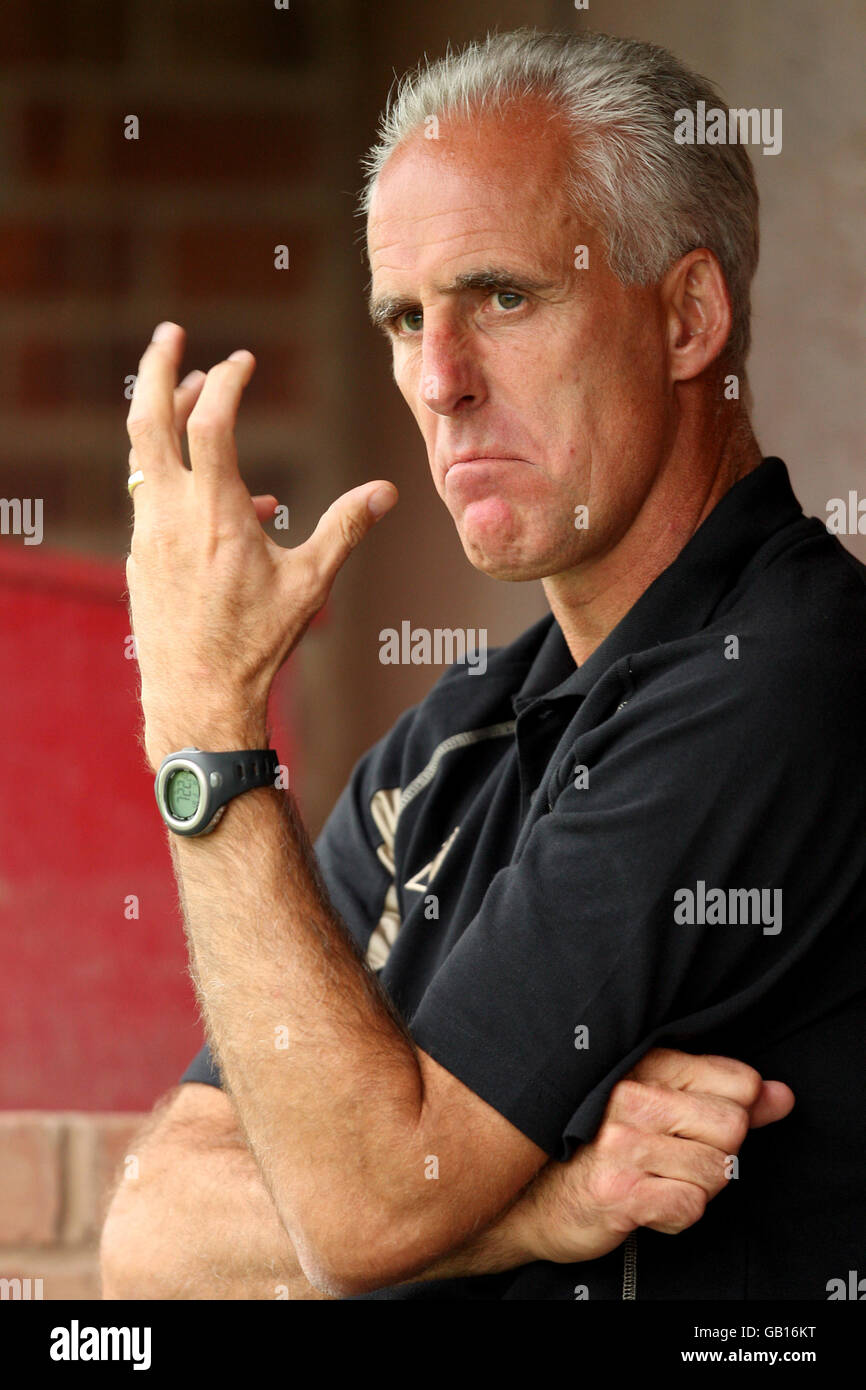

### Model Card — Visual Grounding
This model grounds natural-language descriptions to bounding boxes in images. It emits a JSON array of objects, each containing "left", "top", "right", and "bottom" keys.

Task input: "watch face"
[{"left": 167, "top": 767, "right": 201, "bottom": 821}]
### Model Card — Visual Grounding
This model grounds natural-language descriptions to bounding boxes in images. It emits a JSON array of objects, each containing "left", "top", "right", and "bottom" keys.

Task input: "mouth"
[{"left": 444, "top": 454, "right": 526, "bottom": 478}]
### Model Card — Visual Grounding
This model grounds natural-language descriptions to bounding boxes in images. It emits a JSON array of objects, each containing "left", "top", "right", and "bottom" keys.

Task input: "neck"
[{"left": 544, "top": 405, "right": 762, "bottom": 667}]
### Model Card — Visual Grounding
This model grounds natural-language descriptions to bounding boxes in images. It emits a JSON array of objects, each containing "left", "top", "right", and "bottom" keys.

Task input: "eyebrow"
[{"left": 367, "top": 266, "right": 558, "bottom": 330}]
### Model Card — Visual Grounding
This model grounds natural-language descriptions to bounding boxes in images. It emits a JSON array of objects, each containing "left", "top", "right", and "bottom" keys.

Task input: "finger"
[
  {"left": 628, "top": 1175, "right": 709, "bottom": 1235},
  {"left": 252, "top": 494, "right": 279, "bottom": 524},
  {"left": 748, "top": 1079, "right": 795, "bottom": 1129},
  {"left": 126, "top": 322, "right": 187, "bottom": 477},
  {"left": 128, "top": 372, "right": 201, "bottom": 507},
  {"left": 636, "top": 1132, "right": 734, "bottom": 1198},
  {"left": 174, "top": 369, "right": 207, "bottom": 435},
  {"left": 296, "top": 481, "right": 398, "bottom": 594},
  {"left": 606, "top": 1079, "right": 749, "bottom": 1154},
  {"left": 628, "top": 1049, "right": 763, "bottom": 1112},
  {"left": 186, "top": 350, "right": 256, "bottom": 496}
]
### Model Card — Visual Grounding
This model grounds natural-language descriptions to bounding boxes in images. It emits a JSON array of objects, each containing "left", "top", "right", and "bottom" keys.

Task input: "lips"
[{"left": 445, "top": 453, "right": 524, "bottom": 476}]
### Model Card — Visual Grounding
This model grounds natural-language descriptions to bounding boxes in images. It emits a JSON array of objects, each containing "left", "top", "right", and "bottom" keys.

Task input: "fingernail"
[
  {"left": 179, "top": 369, "right": 205, "bottom": 389},
  {"left": 152, "top": 321, "right": 176, "bottom": 342},
  {"left": 228, "top": 349, "right": 250, "bottom": 362},
  {"left": 368, "top": 486, "right": 395, "bottom": 517}
]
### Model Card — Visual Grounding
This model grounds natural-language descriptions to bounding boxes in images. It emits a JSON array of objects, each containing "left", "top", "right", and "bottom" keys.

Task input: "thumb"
[
  {"left": 748, "top": 1079, "right": 795, "bottom": 1129},
  {"left": 301, "top": 480, "right": 398, "bottom": 586}
]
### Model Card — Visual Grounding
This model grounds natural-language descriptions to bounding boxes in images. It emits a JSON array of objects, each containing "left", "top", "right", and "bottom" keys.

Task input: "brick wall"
[
  {"left": 0, "top": 1112, "right": 145, "bottom": 1300},
  {"left": 0, "top": 0, "right": 379, "bottom": 831},
  {"left": 0, "top": 4, "right": 368, "bottom": 1297},
  {"left": 0, "top": 0, "right": 349, "bottom": 551}
]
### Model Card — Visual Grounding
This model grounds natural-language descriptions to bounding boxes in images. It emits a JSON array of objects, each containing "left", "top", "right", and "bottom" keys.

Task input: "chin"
[
  {"left": 459, "top": 536, "right": 560, "bottom": 583},
  {"left": 458, "top": 518, "right": 593, "bottom": 581},
  {"left": 450, "top": 491, "right": 576, "bottom": 581}
]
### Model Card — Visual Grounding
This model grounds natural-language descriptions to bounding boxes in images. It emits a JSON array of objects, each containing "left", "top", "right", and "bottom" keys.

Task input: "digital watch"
[{"left": 154, "top": 746, "right": 281, "bottom": 836}]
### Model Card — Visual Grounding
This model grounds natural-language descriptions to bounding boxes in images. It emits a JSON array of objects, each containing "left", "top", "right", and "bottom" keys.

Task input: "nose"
[{"left": 419, "top": 321, "right": 486, "bottom": 417}]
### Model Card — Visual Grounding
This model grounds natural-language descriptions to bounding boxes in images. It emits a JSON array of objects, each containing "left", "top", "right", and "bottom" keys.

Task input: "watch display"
[
  {"left": 166, "top": 768, "right": 201, "bottom": 820},
  {"left": 154, "top": 747, "right": 280, "bottom": 836}
]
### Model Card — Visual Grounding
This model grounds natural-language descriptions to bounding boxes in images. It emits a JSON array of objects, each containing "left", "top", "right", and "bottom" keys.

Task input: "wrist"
[
  {"left": 502, "top": 1187, "right": 547, "bottom": 1266},
  {"left": 144, "top": 717, "right": 270, "bottom": 771},
  {"left": 408, "top": 1200, "right": 537, "bottom": 1283},
  {"left": 506, "top": 1163, "right": 608, "bottom": 1266}
]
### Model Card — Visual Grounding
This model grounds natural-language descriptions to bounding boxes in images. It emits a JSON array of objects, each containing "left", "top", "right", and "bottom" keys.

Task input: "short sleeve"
[{"left": 179, "top": 1042, "right": 222, "bottom": 1088}]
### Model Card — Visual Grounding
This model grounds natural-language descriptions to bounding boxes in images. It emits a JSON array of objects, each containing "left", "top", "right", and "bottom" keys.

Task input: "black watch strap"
[{"left": 155, "top": 746, "right": 281, "bottom": 836}]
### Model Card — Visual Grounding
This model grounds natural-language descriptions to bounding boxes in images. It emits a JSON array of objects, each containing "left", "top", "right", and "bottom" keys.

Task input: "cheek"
[
  {"left": 572, "top": 329, "right": 664, "bottom": 447},
  {"left": 393, "top": 353, "right": 424, "bottom": 415},
  {"left": 512, "top": 325, "right": 596, "bottom": 427}
]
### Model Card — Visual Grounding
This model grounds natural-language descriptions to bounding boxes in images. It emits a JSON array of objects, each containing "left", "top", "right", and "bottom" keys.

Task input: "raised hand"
[{"left": 125, "top": 322, "right": 397, "bottom": 766}]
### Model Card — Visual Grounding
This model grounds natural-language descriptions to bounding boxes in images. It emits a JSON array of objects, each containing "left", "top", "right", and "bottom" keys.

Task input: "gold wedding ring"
[{"left": 127, "top": 469, "right": 145, "bottom": 496}]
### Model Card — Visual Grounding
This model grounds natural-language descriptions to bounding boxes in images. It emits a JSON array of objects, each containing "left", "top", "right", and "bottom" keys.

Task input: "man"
[{"left": 101, "top": 31, "right": 865, "bottom": 1300}]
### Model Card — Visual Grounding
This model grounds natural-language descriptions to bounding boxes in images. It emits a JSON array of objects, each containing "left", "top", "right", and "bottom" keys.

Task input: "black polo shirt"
[{"left": 180, "top": 457, "right": 866, "bottom": 1300}]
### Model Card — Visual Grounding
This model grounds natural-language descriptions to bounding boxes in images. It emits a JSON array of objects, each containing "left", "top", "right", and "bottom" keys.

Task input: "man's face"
[{"left": 367, "top": 103, "right": 674, "bottom": 582}]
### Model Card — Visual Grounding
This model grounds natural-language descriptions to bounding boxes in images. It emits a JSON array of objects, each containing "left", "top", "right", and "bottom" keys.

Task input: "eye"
[
  {"left": 492, "top": 290, "right": 525, "bottom": 311},
  {"left": 393, "top": 309, "right": 423, "bottom": 335}
]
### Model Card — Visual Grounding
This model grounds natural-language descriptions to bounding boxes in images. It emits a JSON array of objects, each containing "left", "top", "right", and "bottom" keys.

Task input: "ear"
[{"left": 662, "top": 249, "right": 733, "bottom": 382}]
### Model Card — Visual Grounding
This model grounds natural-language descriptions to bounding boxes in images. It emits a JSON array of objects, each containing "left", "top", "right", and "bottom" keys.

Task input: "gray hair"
[{"left": 361, "top": 29, "right": 760, "bottom": 368}]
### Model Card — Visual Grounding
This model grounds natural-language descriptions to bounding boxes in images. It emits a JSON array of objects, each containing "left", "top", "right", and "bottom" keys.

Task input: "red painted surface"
[{"left": 0, "top": 547, "right": 299, "bottom": 1110}]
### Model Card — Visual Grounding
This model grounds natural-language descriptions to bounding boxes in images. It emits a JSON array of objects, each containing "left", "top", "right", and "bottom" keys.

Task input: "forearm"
[
  {"left": 406, "top": 1189, "right": 536, "bottom": 1283},
  {"left": 100, "top": 1104, "right": 333, "bottom": 1300},
  {"left": 100, "top": 1090, "right": 537, "bottom": 1299},
  {"left": 172, "top": 777, "right": 421, "bottom": 1182},
  {"left": 168, "top": 768, "right": 516, "bottom": 1284},
  {"left": 103, "top": 1151, "right": 511, "bottom": 1300}
]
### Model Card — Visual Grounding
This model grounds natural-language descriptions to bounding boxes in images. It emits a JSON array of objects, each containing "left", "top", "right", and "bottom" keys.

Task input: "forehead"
[{"left": 367, "top": 102, "right": 576, "bottom": 282}]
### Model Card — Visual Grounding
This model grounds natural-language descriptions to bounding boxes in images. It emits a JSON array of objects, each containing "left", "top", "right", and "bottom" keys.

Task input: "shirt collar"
[{"left": 513, "top": 457, "right": 805, "bottom": 711}]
